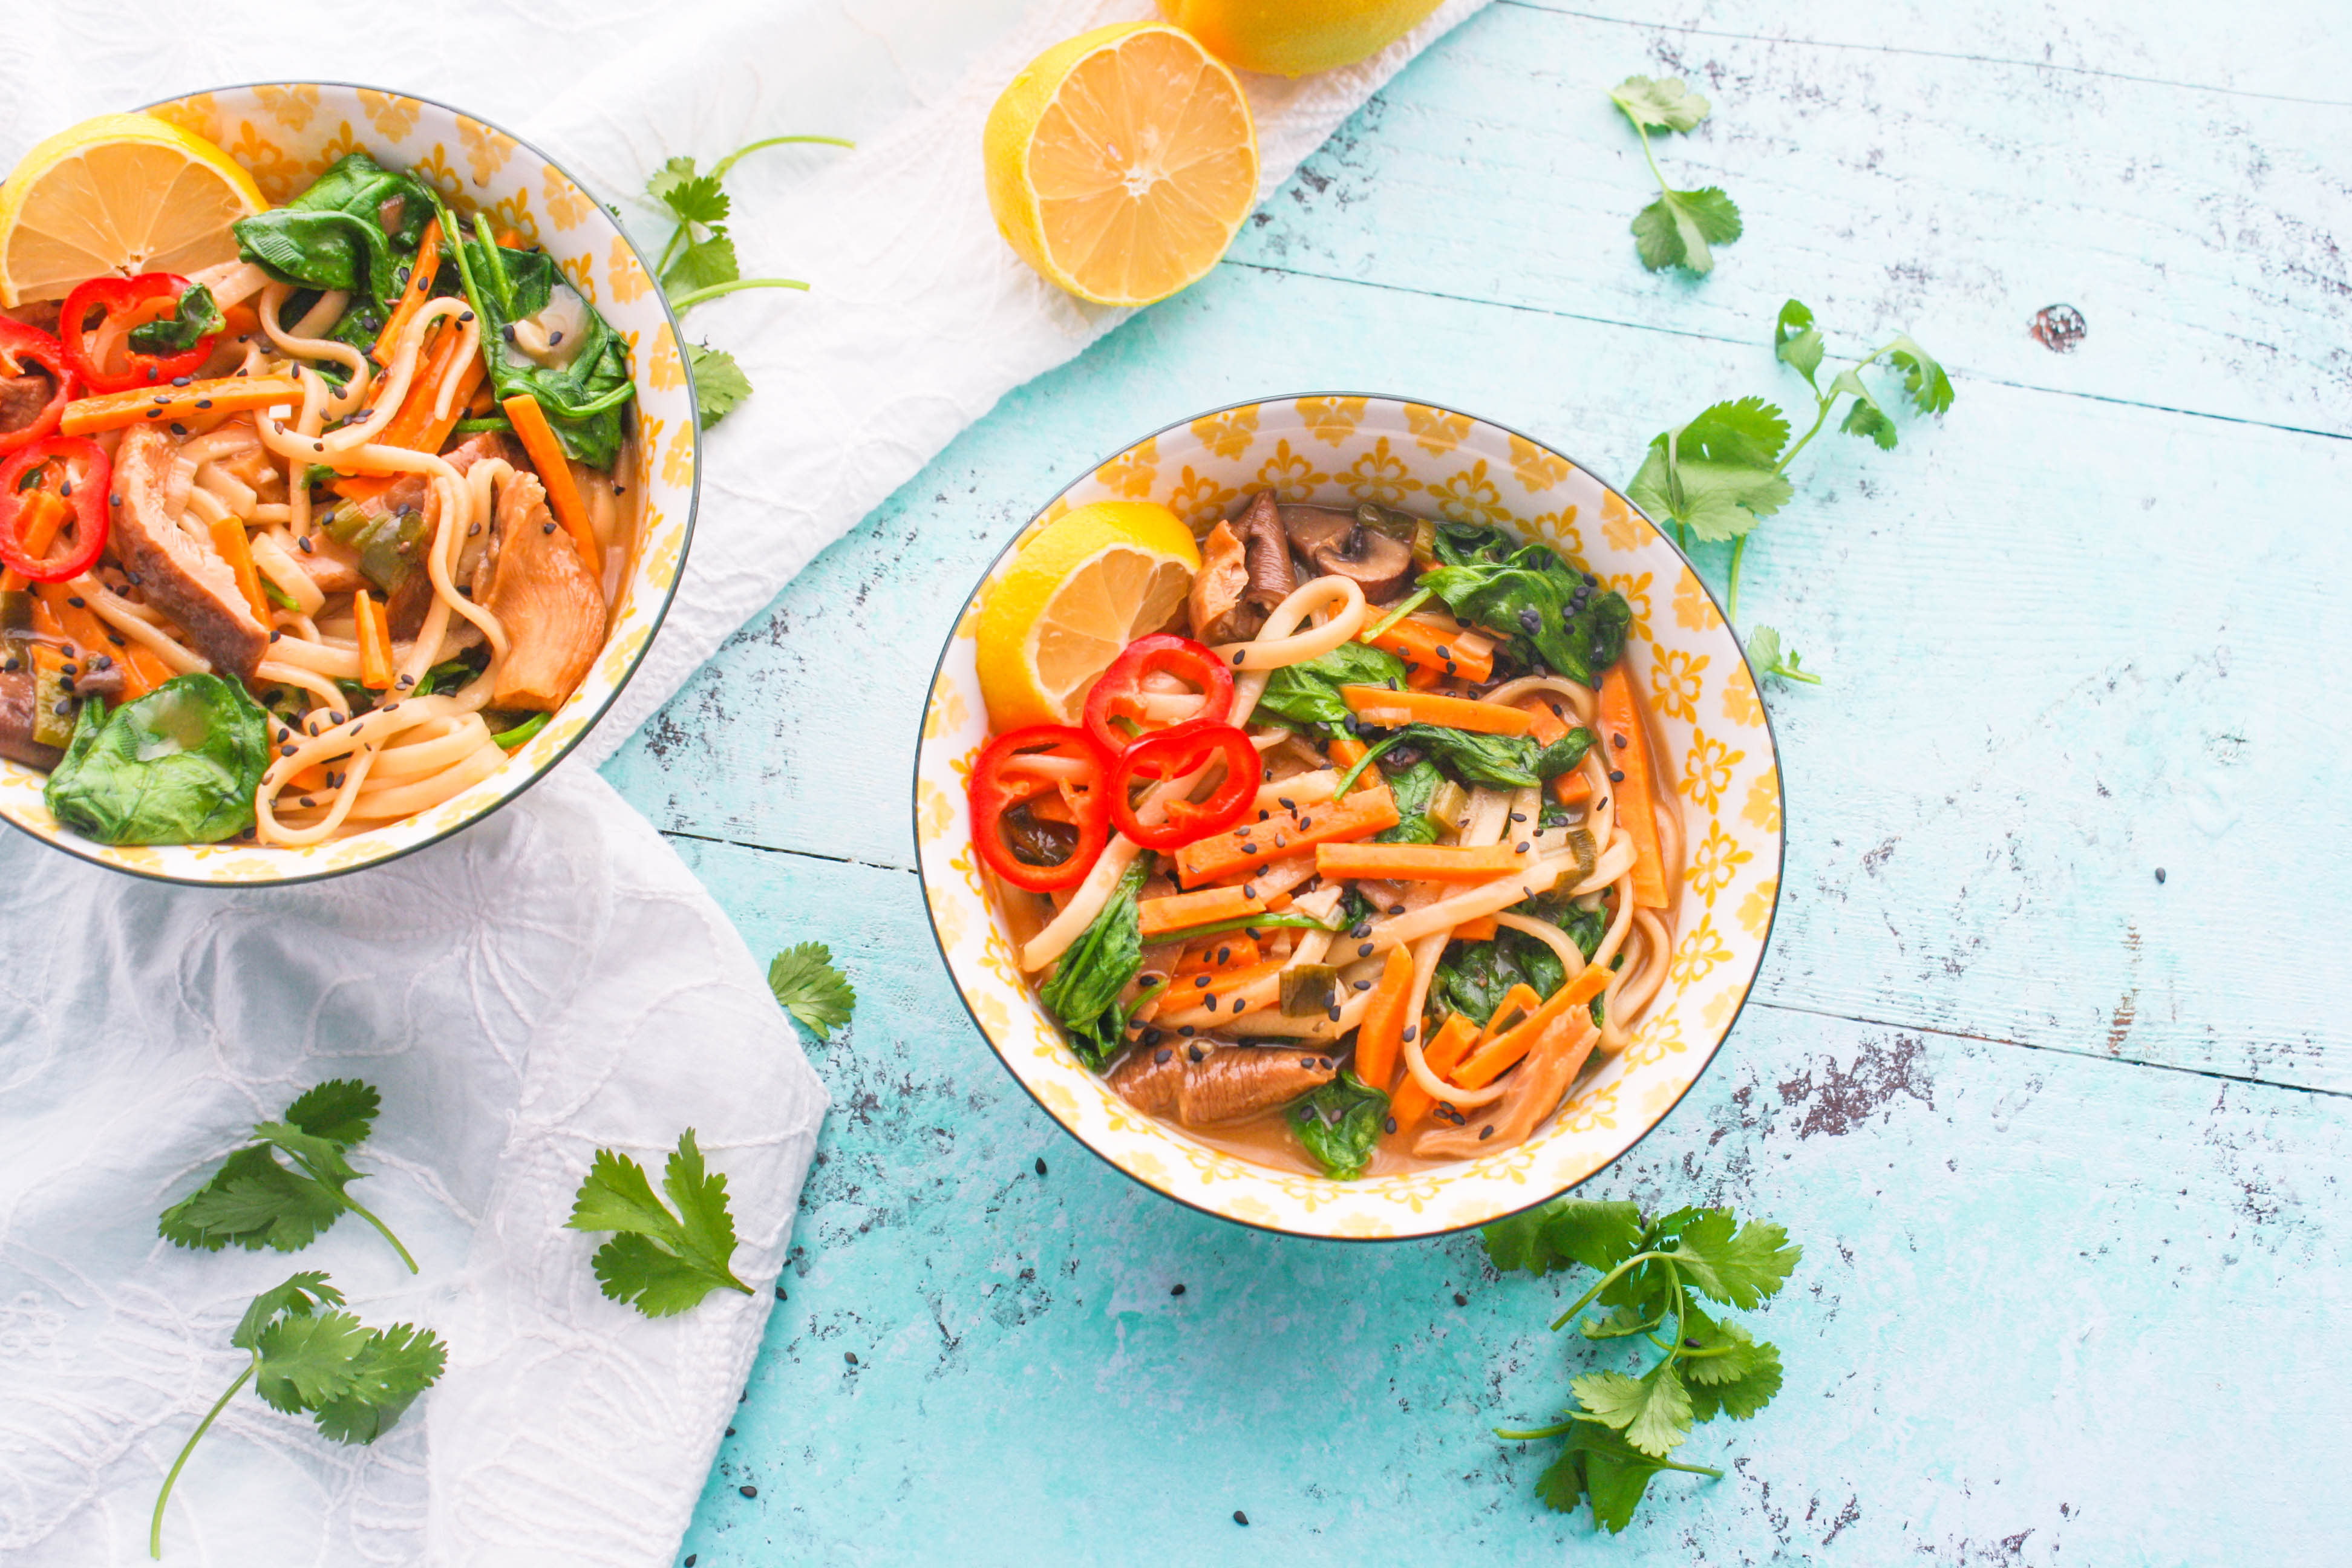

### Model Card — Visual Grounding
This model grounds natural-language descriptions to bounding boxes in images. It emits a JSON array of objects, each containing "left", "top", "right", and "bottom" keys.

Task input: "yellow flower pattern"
[
  {"left": 1508, "top": 433, "right": 1570, "bottom": 492},
  {"left": 1607, "top": 571, "right": 1653, "bottom": 642},
  {"left": 359, "top": 90, "right": 420, "bottom": 140},
  {"left": 1601, "top": 489, "right": 1648, "bottom": 552},
  {"left": 304, "top": 122, "right": 366, "bottom": 181},
  {"left": 484, "top": 190, "right": 539, "bottom": 247},
  {"left": 543, "top": 164, "right": 593, "bottom": 230},
  {"left": 647, "top": 324, "right": 684, "bottom": 392},
  {"left": 1404, "top": 403, "right": 1471, "bottom": 454},
  {"left": 560, "top": 253, "right": 598, "bottom": 302},
  {"left": 1673, "top": 567, "right": 1713, "bottom": 631},
  {"left": 1685, "top": 820, "right": 1753, "bottom": 908},
  {"left": 1094, "top": 437, "right": 1158, "bottom": 498},
  {"left": 1737, "top": 878, "right": 1779, "bottom": 939},
  {"left": 1680, "top": 727, "right": 1744, "bottom": 813},
  {"left": 1191, "top": 405, "right": 1259, "bottom": 460},
  {"left": 610, "top": 238, "right": 651, "bottom": 304},
  {"left": 1339, "top": 437, "right": 1422, "bottom": 506},
  {"left": 1722, "top": 661, "right": 1763, "bottom": 728},
  {"left": 1530, "top": 506, "right": 1582, "bottom": 561},
  {"left": 1255, "top": 439, "right": 1327, "bottom": 501},
  {"left": 1295, "top": 396, "right": 1368, "bottom": 444},
  {"left": 1430, "top": 459, "right": 1508, "bottom": 528},
  {"left": 1667, "top": 918, "right": 1731, "bottom": 990},
  {"left": 458, "top": 116, "right": 517, "bottom": 185},
  {"left": 255, "top": 83, "right": 321, "bottom": 131},
  {"left": 1165, "top": 466, "right": 1239, "bottom": 531},
  {"left": 410, "top": 143, "right": 464, "bottom": 202},
  {"left": 1742, "top": 766, "right": 1782, "bottom": 832},
  {"left": 229, "top": 123, "right": 304, "bottom": 203},
  {"left": 146, "top": 94, "right": 221, "bottom": 145},
  {"left": 1651, "top": 647, "right": 1707, "bottom": 722}
]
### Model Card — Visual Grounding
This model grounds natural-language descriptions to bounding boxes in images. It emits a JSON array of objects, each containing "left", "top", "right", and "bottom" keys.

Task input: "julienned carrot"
[
  {"left": 1139, "top": 884, "right": 1266, "bottom": 939},
  {"left": 207, "top": 517, "right": 272, "bottom": 624},
  {"left": 336, "top": 322, "right": 487, "bottom": 507},
  {"left": 1454, "top": 915, "right": 1499, "bottom": 942},
  {"left": 1365, "top": 612, "right": 1495, "bottom": 684},
  {"left": 1517, "top": 696, "right": 1597, "bottom": 809},
  {"left": 1340, "top": 685, "right": 1533, "bottom": 736},
  {"left": 1452, "top": 963, "right": 1611, "bottom": 1090},
  {"left": 0, "top": 487, "right": 69, "bottom": 593},
  {"left": 1327, "top": 734, "right": 1369, "bottom": 773},
  {"left": 353, "top": 590, "right": 395, "bottom": 690},
  {"left": 1352, "top": 946, "right": 1415, "bottom": 1093},
  {"left": 371, "top": 218, "right": 443, "bottom": 366},
  {"left": 1385, "top": 1013, "right": 1480, "bottom": 1132},
  {"left": 1315, "top": 841, "right": 1527, "bottom": 882},
  {"left": 1174, "top": 933, "right": 1261, "bottom": 976},
  {"left": 32, "top": 581, "right": 166, "bottom": 699},
  {"left": 60, "top": 375, "right": 303, "bottom": 437},
  {"left": 1598, "top": 665, "right": 1668, "bottom": 908},
  {"left": 1176, "top": 782, "right": 1399, "bottom": 887},
  {"left": 1151, "top": 958, "right": 1287, "bottom": 1027},
  {"left": 501, "top": 394, "right": 600, "bottom": 578},
  {"left": 1480, "top": 984, "right": 1543, "bottom": 1043}
]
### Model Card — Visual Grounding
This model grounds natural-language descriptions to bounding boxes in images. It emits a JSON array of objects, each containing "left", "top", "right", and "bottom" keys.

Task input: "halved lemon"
[
  {"left": 976, "top": 501, "right": 1201, "bottom": 729},
  {"left": 0, "top": 114, "right": 266, "bottom": 305},
  {"left": 1159, "top": 0, "right": 1446, "bottom": 77},
  {"left": 983, "top": 22, "right": 1259, "bottom": 307}
]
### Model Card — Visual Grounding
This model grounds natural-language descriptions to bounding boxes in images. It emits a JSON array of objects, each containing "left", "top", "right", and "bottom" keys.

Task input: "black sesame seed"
[
  {"left": 1243, "top": 884, "right": 1258, "bottom": 899},
  {"left": 194, "top": 399, "right": 212, "bottom": 410},
  {"left": 1232, "top": 1001, "right": 1247, "bottom": 1014},
  {"left": 1357, "top": 942, "right": 1374, "bottom": 957},
  {"left": 459, "top": 310, "right": 475, "bottom": 323},
  {"left": 2155, "top": 867, "right": 2167, "bottom": 884},
  {"left": 543, "top": 521, "right": 557, "bottom": 534},
  {"left": 1509, "top": 812, "right": 1526, "bottom": 823},
  {"left": 1353, "top": 980, "right": 1371, "bottom": 991},
  {"left": 1436, "top": 645, "right": 1451, "bottom": 659},
  {"left": 298, "top": 536, "right": 313, "bottom": 552},
  {"left": 1142, "top": 1027, "right": 1162, "bottom": 1045},
  {"left": 1234, "top": 1511, "right": 1249, "bottom": 1527},
  {"left": 279, "top": 743, "right": 297, "bottom": 757},
  {"left": 1609, "top": 769, "right": 1625, "bottom": 783},
  {"left": 1454, "top": 1292, "right": 1469, "bottom": 1307},
  {"left": 1188, "top": 1044, "right": 1205, "bottom": 1061},
  {"left": 774, "top": 1287, "right": 786, "bottom": 1301},
  {"left": 1515, "top": 840, "right": 1530, "bottom": 853},
  {"left": 739, "top": 1485, "right": 757, "bottom": 1498},
  {"left": 1216, "top": 946, "right": 1231, "bottom": 964},
  {"left": 1388, "top": 903, "right": 1405, "bottom": 915},
  {"left": 1178, "top": 1025, "right": 1196, "bottom": 1037},
  {"left": 1402, "top": 1025, "right": 1417, "bottom": 1042},
  {"left": 1195, "top": 975, "right": 1211, "bottom": 988},
  {"left": 844, "top": 1352, "right": 858, "bottom": 1365},
  {"left": 1383, "top": 1116, "right": 1397, "bottom": 1133},
  {"left": 1034, "top": 1156, "right": 1048, "bottom": 1177},
  {"left": 1155, "top": 1048, "right": 1173, "bottom": 1065},
  {"left": 1611, "top": 733, "right": 1628, "bottom": 750},
  {"left": 1326, "top": 1005, "right": 1341, "bottom": 1022},
  {"left": 171, "top": 375, "right": 191, "bottom": 388},
  {"left": 1479, "top": 1125, "right": 1494, "bottom": 1140},
  {"left": 52, "top": 698, "right": 71, "bottom": 715},
  {"left": 66, "top": 596, "right": 85, "bottom": 609},
  {"left": 1171, "top": 1283, "right": 1187, "bottom": 1296}
]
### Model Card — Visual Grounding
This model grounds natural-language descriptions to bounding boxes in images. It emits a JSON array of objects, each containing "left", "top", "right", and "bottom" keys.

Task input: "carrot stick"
[
  {"left": 335, "top": 322, "right": 484, "bottom": 506},
  {"left": 1479, "top": 984, "right": 1544, "bottom": 1045},
  {"left": 61, "top": 376, "right": 304, "bottom": 436},
  {"left": 1139, "top": 884, "right": 1266, "bottom": 938},
  {"left": 1315, "top": 841, "right": 1529, "bottom": 882},
  {"left": 1176, "top": 782, "right": 1399, "bottom": 887},
  {"left": 1455, "top": 915, "right": 1500, "bottom": 943},
  {"left": 1452, "top": 964, "right": 1612, "bottom": 1090},
  {"left": 1351, "top": 946, "right": 1415, "bottom": 1092},
  {"left": 1174, "top": 933, "right": 1261, "bottom": 977},
  {"left": 1327, "top": 734, "right": 1369, "bottom": 773},
  {"left": 353, "top": 590, "right": 395, "bottom": 690},
  {"left": 501, "top": 393, "right": 599, "bottom": 578},
  {"left": 1341, "top": 685, "right": 1534, "bottom": 735},
  {"left": 1516, "top": 697, "right": 1598, "bottom": 809},
  {"left": 1386, "top": 1013, "right": 1480, "bottom": 1132},
  {"left": 1598, "top": 665, "right": 1668, "bottom": 908},
  {"left": 0, "top": 488, "right": 70, "bottom": 593},
  {"left": 207, "top": 517, "right": 272, "bottom": 624},
  {"left": 1365, "top": 612, "right": 1495, "bottom": 684},
  {"left": 1553, "top": 771, "right": 1593, "bottom": 808},
  {"left": 33, "top": 582, "right": 165, "bottom": 699},
  {"left": 371, "top": 218, "right": 443, "bottom": 366}
]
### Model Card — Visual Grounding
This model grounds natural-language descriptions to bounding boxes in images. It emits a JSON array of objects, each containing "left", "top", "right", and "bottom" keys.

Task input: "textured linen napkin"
[{"left": 0, "top": 1, "right": 1487, "bottom": 1563}]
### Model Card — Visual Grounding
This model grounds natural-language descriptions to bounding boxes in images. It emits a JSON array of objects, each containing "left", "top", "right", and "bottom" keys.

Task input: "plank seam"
[{"left": 1498, "top": 1, "right": 2352, "bottom": 108}]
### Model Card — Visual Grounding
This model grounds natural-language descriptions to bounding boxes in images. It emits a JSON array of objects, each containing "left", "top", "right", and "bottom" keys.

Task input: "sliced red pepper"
[
  {"left": 60, "top": 273, "right": 212, "bottom": 394},
  {"left": 0, "top": 318, "right": 74, "bottom": 454},
  {"left": 970, "top": 724, "right": 1116, "bottom": 893},
  {"left": 0, "top": 436, "right": 111, "bottom": 583},
  {"left": 1108, "top": 718, "right": 1261, "bottom": 851},
  {"left": 1081, "top": 634, "right": 1233, "bottom": 755}
]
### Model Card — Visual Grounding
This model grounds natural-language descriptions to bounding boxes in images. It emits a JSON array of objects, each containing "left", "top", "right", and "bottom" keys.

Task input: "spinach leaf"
[
  {"left": 1292, "top": 1071, "right": 1390, "bottom": 1180},
  {"left": 1038, "top": 859, "right": 1149, "bottom": 1069},
  {"left": 1374, "top": 723, "right": 1595, "bottom": 793},
  {"left": 445, "top": 217, "right": 636, "bottom": 469},
  {"left": 1254, "top": 640, "right": 1408, "bottom": 727},
  {"left": 1419, "top": 524, "right": 1633, "bottom": 685},
  {"left": 128, "top": 284, "right": 225, "bottom": 354},
  {"left": 234, "top": 154, "right": 436, "bottom": 341},
  {"left": 1374, "top": 757, "right": 1448, "bottom": 844},
  {"left": 43, "top": 675, "right": 270, "bottom": 845},
  {"left": 1432, "top": 929, "right": 1569, "bottom": 1028}
]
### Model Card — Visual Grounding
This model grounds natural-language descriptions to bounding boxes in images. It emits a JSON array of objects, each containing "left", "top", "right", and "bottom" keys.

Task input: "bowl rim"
[
  {"left": 911, "top": 390, "right": 1786, "bottom": 1241},
  {"left": 0, "top": 79, "right": 702, "bottom": 889}
]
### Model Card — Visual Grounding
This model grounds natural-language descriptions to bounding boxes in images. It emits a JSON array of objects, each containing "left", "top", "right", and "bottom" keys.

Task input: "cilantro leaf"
[
  {"left": 1484, "top": 1197, "right": 1645, "bottom": 1276},
  {"left": 1578, "top": 1304, "right": 1658, "bottom": 1340},
  {"left": 1831, "top": 365, "right": 1899, "bottom": 450},
  {"left": 1628, "top": 396, "right": 1792, "bottom": 544},
  {"left": 1631, "top": 186, "right": 1742, "bottom": 275},
  {"left": 567, "top": 1130, "right": 755, "bottom": 1317},
  {"left": 688, "top": 344, "right": 753, "bottom": 428},
  {"left": 1886, "top": 333, "right": 1955, "bottom": 414},
  {"left": 647, "top": 157, "right": 730, "bottom": 227},
  {"left": 1748, "top": 626, "right": 1821, "bottom": 688},
  {"left": 1575, "top": 1361, "right": 1694, "bottom": 1457},
  {"left": 663, "top": 232, "right": 740, "bottom": 301},
  {"left": 1609, "top": 75, "right": 1711, "bottom": 134},
  {"left": 767, "top": 941, "right": 856, "bottom": 1039},
  {"left": 158, "top": 1083, "right": 416, "bottom": 1272},
  {"left": 153, "top": 1271, "right": 448, "bottom": 1556},
  {"left": 1773, "top": 298, "right": 1824, "bottom": 387},
  {"left": 1664, "top": 1208, "right": 1802, "bottom": 1308}
]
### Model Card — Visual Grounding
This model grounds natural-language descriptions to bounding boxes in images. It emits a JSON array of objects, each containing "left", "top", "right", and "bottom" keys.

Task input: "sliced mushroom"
[
  {"left": 1186, "top": 519, "right": 1264, "bottom": 644},
  {"left": 109, "top": 425, "right": 270, "bottom": 681},
  {"left": 1279, "top": 505, "right": 1416, "bottom": 599},
  {"left": 0, "top": 665, "right": 61, "bottom": 769},
  {"left": 1232, "top": 491, "right": 1296, "bottom": 613},
  {"left": 1108, "top": 1039, "right": 1339, "bottom": 1127},
  {"left": 482, "top": 472, "right": 604, "bottom": 711}
]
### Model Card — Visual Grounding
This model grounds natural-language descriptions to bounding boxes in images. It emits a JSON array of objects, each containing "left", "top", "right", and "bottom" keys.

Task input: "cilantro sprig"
[
  {"left": 1610, "top": 76, "right": 1740, "bottom": 275},
  {"left": 1628, "top": 298, "right": 1955, "bottom": 686},
  {"left": 1484, "top": 1197, "right": 1800, "bottom": 1534},
  {"left": 157, "top": 1080, "right": 417, "bottom": 1273},
  {"left": 646, "top": 134, "right": 852, "bottom": 428},
  {"left": 149, "top": 1272, "right": 446, "bottom": 1558},
  {"left": 567, "top": 1130, "right": 756, "bottom": 1317},
  {"left": 768, "top": 941, "right": 857, "bottom": 1040}
]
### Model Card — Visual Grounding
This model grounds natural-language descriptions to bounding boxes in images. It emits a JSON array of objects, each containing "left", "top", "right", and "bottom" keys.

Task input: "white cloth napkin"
[{"left": 0, "top": 2, "right": 1486, "bottom": 1564}]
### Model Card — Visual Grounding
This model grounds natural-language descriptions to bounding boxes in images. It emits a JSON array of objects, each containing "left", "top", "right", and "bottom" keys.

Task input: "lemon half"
[
  {"left": 0, "top": 114, "right": 265, "bottom": 305},
  {"left": 976, "top": 502, "right": 1201, "bottom": 730}
]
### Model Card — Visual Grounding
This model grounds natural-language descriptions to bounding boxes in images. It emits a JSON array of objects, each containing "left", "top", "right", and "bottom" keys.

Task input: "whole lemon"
[{"left": 1158, "top": 0, "right": 1445, "bottom": 78}]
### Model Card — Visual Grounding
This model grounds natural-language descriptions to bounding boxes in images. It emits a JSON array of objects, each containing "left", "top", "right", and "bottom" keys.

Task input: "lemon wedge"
[
  {"left": 1159, "top": 0, "right": 1445, "bottom": 77},
  {"left": 0, "top": 113, "right": 266, "bottom": 305},
  {"left": 983, "top": 23, "right": 1258, "bottom": 307},
  {"left": 976, "top": 502, "right": 1201, "bottom": 729}
]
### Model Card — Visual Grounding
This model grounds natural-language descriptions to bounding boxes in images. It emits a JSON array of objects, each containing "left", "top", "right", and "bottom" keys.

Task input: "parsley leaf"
[
  {"left": 152, "top": 1272, "right": 446, "bottom": 1557},
  {"left": 689, "top": 344, "right": 753, "bottom": 428},
  {"left": 768, "top": 941, "right": 857, "bottom": 1039},
  {"left": 1748, "top": 625, "right": 1821, "bottom": 687},
  {"left": 1610, "top": 75, "right": 1739, "bottom": 275},
  {"left": 158, "top": 1081, "right": 416, "bottom": 1272},
  {"left": 567, "top": 1130, "right": 756, "bottom": 1317}
]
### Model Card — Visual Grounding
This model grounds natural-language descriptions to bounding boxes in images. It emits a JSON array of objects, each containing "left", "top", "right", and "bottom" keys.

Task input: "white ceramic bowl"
[
  {"left": 0, "top": 83, "right": 697, "bottom": 884},
  {"left": 915, "top": 396, "right": 1785, "bottom": 1239}
]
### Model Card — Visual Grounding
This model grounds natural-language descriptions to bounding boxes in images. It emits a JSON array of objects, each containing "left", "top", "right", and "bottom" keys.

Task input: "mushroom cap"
[
  {"left": 1233, "top": 491, "right": 1296, "bottom": 611},
  {"left": 1278, "top": 504, "right": 1416, "bottom": 599}
]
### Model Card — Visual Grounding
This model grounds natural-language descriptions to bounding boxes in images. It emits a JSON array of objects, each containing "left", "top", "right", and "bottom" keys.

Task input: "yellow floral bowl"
[
  {"left": 0, "top": 83, "right": 696, "bottom": 886},
  {"left": 913, "top": 396, "right": 1785, "bottom": 1240}
]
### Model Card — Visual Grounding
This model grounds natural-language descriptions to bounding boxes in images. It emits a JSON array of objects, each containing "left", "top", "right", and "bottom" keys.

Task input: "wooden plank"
[
  {"left": 601, "top": 261, "right": 2352, "bottom": 1091},
  {"left": 1227, "top": 1, "right": 2352, "bottom": 436},
  {"left": 664, "top": 835, "right": 2352, "bottom": 1564}
]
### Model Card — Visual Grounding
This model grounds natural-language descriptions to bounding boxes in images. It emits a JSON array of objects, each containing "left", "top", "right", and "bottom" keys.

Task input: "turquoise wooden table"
[{"left": 604, "top": 5, "right": 2352, "bottom": 1561}]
